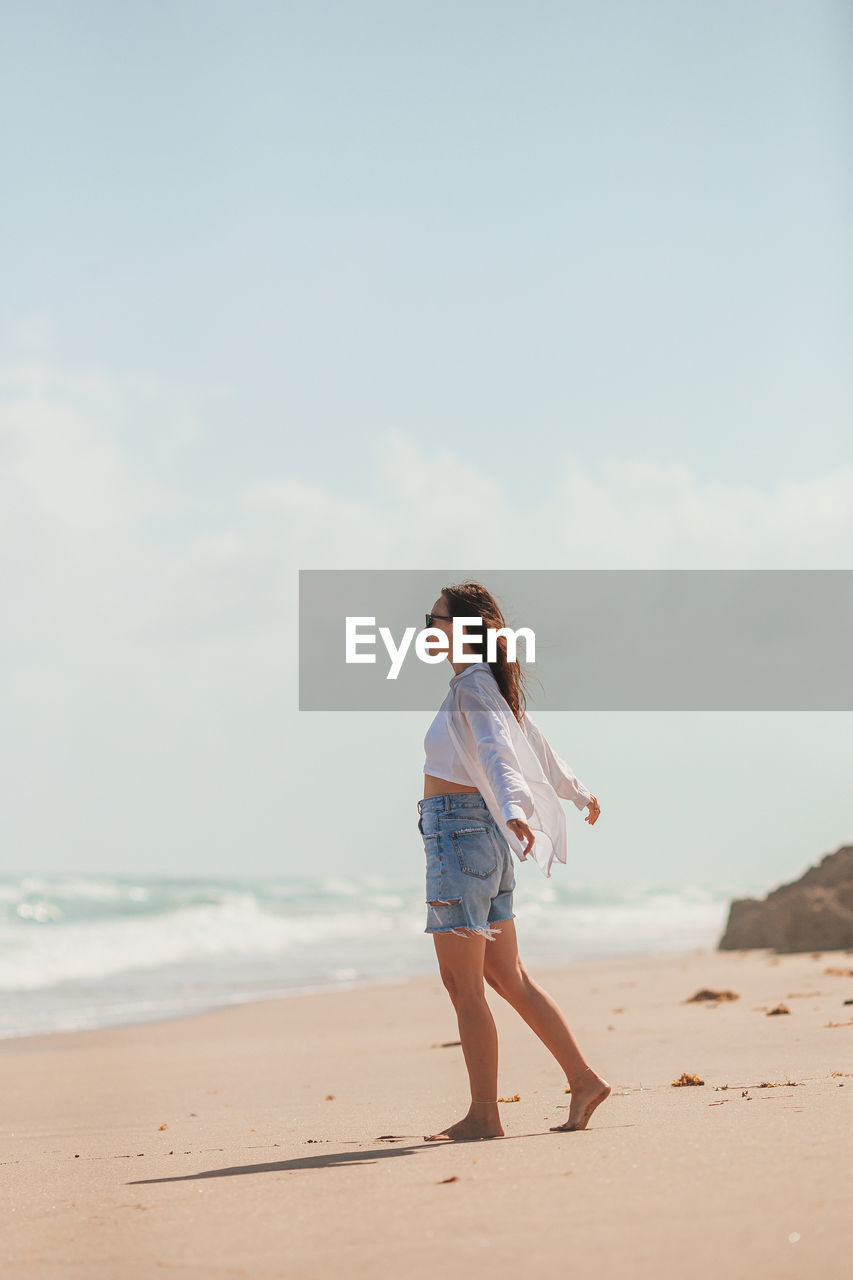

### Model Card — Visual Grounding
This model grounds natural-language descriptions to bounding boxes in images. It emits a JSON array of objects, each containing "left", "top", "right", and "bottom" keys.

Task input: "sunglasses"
[{"left": 425, "top": 612, "right": 453, "bottom": 628}]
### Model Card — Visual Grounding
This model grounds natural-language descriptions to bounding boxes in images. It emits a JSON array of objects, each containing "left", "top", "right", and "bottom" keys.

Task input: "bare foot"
[
  {"left": 549, "top": 1067, "right": 611, "bottom": 1132},
  {"left": 424, "top": 1105, "right": 505, "bottom": 1142}
]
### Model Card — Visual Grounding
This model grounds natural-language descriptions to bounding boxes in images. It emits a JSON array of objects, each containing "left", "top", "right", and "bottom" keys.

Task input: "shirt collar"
[{"left": 449, "top": 661, "right": 489, "bottom": 686}]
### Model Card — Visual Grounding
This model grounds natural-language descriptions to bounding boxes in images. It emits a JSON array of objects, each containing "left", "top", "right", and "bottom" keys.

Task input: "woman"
[{"left": 418, "top": 580, "right": 610, "bottom": 1143}]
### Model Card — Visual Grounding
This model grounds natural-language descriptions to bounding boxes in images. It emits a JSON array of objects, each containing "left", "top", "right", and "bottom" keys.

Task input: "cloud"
[
  {"left": 3, "top": 364, "right": 853, "bottom": 681},
  {"left": 539, "top": 456, "right": 853, "bottom": 568},
  {"left": 2, "top": 360, "right": 851, "bottom": 876}
]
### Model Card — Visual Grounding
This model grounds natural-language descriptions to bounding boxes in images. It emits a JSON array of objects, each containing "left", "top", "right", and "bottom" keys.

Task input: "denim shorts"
[{"left": 417, "top": 792, "right": 516, "bottom": 942}]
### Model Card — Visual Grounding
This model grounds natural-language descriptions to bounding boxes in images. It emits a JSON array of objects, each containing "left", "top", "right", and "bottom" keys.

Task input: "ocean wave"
[{"left": 0, "top": 872, "right": 741, "bottom": 1036}]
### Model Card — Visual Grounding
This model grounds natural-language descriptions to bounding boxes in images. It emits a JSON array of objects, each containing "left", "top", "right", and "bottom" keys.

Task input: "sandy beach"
[{"left": 2, "top": 946, "right": 852, "bottom": 1279}]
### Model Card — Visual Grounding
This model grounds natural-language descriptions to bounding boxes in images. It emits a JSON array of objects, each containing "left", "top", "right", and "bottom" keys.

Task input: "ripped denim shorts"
[{"left": 417, "top": 792, "right": 516, "bottom": 942}]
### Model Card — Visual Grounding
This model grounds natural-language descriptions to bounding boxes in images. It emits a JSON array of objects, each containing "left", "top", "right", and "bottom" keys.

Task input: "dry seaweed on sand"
[
  {"left": 766, "top": 1003, "right": 791, "bottom": 1015},
  {"left": 685, "top": 988, "right": 739, "bottom": 1003},
  {"left": 715, "top": 1080, "right": 801, "bottom": 1090},
  {"left": 671, "top": 1072, "right": 705, "bottom": 1087}
]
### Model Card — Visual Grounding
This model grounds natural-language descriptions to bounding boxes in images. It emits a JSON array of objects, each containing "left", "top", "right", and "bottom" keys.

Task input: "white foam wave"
[{"left": 0, "top": 896, "right": 401, "bottom": 991}]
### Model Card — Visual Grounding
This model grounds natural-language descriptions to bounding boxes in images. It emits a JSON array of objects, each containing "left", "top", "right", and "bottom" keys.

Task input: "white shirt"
[
  {"left": 423, "top": 661, "right": 593, "bottom": 878},
  {"left": 423, "top": 687, "right": 477, "bottom": 786}
]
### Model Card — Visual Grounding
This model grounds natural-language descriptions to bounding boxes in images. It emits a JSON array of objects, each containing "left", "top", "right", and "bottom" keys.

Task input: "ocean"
[{"left": 0, "top": 871, "right": 741, "bottom": 1041}]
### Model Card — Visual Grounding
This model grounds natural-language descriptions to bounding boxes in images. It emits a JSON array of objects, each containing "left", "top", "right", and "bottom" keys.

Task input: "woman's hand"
[
  {"left": 506, "top": 818, "right": 535, "bottom": 857},
  {"left": 585, "top": 795, "right": 600, "bottom": 825}
]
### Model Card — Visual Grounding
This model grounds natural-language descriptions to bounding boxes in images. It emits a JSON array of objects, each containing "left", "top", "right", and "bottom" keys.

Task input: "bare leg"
[
  {"left": 483, "top": 920, "right": 611, "bottom": 1131},
  {"left": 424, "top": 926, "right": 505, "bottom": 1142}
]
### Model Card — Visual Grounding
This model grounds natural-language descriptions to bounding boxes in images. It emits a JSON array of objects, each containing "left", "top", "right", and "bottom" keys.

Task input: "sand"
[{"left": 2, "top": 946, "right": 852, "bottom": 1279}]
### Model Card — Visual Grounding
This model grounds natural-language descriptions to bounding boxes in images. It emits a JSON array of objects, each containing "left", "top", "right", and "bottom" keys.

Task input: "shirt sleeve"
[
  {"left": 522, "top": 712, "right": 592, "bottom": 811},
  {"left": 456, "top": 681, "right": 535, "bottom": 825}
]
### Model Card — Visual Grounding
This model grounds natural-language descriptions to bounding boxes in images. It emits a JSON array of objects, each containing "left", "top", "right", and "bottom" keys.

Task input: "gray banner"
[{"left": 299, "top": 569, "right": 853, "bottom": 710}]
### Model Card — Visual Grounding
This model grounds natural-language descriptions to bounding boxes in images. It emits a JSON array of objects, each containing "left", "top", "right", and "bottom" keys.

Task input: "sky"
[{"left": 1, "top": 0, "right": 851, "bottom": 896}]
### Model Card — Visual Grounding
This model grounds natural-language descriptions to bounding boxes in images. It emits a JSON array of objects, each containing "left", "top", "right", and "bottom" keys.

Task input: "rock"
[{"left": 718, "top": 843, "right": 853, "bottom": 953}]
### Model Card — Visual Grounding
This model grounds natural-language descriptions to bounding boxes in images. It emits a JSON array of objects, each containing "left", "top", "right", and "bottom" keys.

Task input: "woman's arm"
[
  {"left": 455, "top": 682, "right": 535, "bottom": 825},
  {"left": 522, "top": 711, "right": 593, "bottom": 812}
]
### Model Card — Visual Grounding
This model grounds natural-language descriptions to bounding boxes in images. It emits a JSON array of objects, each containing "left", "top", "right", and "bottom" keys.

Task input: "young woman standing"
[{"left": 418, "top": 580, "right": 610, "bottom": 1142}]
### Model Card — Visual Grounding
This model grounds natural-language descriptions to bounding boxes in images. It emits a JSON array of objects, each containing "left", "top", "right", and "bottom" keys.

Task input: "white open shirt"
[{"left": 423, "top": 661, "right": 592, "bottom": 878}]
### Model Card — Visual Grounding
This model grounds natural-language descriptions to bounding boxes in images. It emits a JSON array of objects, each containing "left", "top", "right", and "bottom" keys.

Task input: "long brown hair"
[{"left": 439, "top": 580, "right": 535, "bottom": 723}]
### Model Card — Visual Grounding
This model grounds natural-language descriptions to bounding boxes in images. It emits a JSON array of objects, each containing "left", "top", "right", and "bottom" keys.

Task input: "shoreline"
[
  {"left": 4, "top": 945, "right": 852, "bottom": 1278},
  {"left": 0, "top": 941, "right": 725, "bottom": 1049}
]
